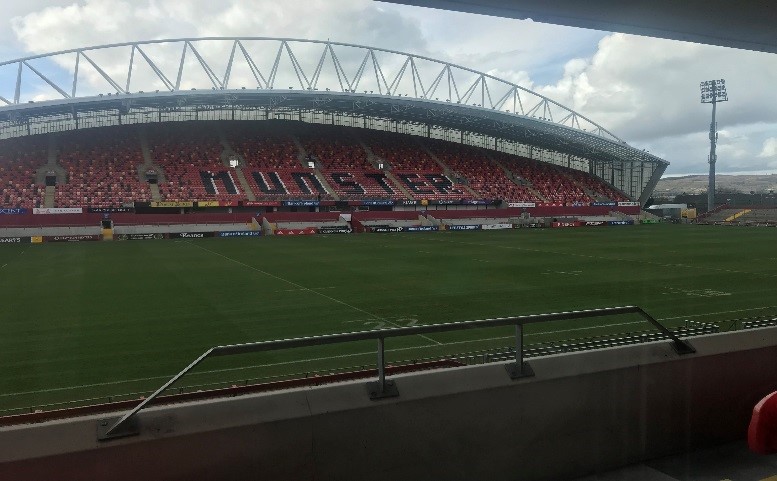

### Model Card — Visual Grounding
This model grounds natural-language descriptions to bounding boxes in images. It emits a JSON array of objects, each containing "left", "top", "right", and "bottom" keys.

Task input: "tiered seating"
[
  {"left": 55, "top": 127, "right": 150, "bottom": 208},
  {"left": 495, "top": 153, "right": 592, "bottom": 204},
  {"left": 0, "top": 137, "right": 46, "bottom": 208},
  {"left": 301, "top": 130, "right": 401, "bottom": 199},
  {"left": 365, "top": 130, "right": 440, "bottom": 171},
  {"left": 150, "top": 125, "right": 244, "bottom": 202},
  {"left": 425, "top": 139, "right": 539, "bottom": 202},
  {"left": 225, "top": 126, "right": 330, "bottom": 200},
  {"left": 563, "top": 168, "right": 629, "bottom": 202},
  {"left": 363, "top": 131, "right": 470, "bottom": 200}
]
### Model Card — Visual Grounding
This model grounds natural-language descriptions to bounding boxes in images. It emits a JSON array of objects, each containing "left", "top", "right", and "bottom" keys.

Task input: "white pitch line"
[
  {"left": 657, "top": 305, "right": 777, "bottom": 321},
  {"left": 183, "top": 241, "right": 442, "bottom": 345},
  {"left": 1, "top": 319, "right": 649, "bottom": 398}
]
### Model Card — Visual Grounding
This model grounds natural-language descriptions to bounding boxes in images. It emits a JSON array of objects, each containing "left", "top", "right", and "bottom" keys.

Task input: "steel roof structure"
[{"left": 0, "top": 37, "right": 667, "bottom": 203}]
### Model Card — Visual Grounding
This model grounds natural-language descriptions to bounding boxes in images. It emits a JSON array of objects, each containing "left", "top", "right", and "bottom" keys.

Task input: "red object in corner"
[{"left": 748, "top": 391, "right": 777, "bottom": 454}]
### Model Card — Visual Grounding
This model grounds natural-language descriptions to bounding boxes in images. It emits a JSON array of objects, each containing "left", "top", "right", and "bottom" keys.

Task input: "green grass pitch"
[{"left": 2, "top": 224, "right": 777, "bottom": 414}]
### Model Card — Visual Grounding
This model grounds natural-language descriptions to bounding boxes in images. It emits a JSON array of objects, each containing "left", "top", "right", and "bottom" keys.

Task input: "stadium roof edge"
[
  {"left": 0, "top": 37, "right": 618, "bottom": 139},
  {"left": 0, "top": 88, "right": 668, "bottom": 168}
]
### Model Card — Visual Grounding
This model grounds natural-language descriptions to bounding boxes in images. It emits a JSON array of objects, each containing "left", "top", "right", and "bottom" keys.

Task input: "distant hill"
[{"left": 654, "top": 174, "right": 777, "bottom": 197}]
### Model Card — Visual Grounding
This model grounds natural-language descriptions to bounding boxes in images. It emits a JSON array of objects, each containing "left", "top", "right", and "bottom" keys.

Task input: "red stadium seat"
[{"left": 748, "top": 391, "right": 777, "bottom": 454}]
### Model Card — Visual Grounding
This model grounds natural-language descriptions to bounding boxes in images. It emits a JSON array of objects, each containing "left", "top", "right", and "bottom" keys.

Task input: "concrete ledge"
[{"left": 2, "top": 327, "right": 777, "bottom": 480}]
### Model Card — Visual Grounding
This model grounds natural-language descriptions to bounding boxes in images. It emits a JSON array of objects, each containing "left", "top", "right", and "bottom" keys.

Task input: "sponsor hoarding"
[
  {"left": 242, "top": 201, "right": 281, "bottom": 207},
  {"left": 0, "top": 208, "right": 27, "bottom": 215},
  {"left": 590, "top": 202, "right": 617, "bottom": 207},
  {"left": 0, "top": 237, "right": 29, "bottom": 243},
  {"left": 197, "top": 201, "right": 220, "bottom": 207},
  {"left": 317, "top": 226, "right": 352, "bottom": 234},
  {"left": 33, "top": 207, "right": 83, "bottom": 214},
  {"left": 584, "top": 221, "right": 607, "bottom": 226},
  {"left": 170, "top": 232, "right": 216, "bottom": 239},
  {"left": 361, "top": 200, "right": 395, "bottom": 206},
  {"left": 640, "top": 219, "right": 659, "bottom": 224},
  {"left": 282, "top": 200, "right": 320, "bottom": 207},
  {"left": 446, "top": 224, "right": 481, "bottom": 231},
  {"left": 218, "top": 231, "right": 262, "bottom": 237},
  {"left": 481, "top": 223, "right": 512, "bottom": 230},
  {"left": 275, "top": 228, "right": 317, "bottom": 235},
  {"left": 608, "top": 220, "right": 634, "bottom": 225},
  {"left": 150, "top": 201, "right": 193, "bottom": 208},
  {"left": 87, "top": 207, "right": 133, "bottom": 213},
  {"left": 118, "top": 233, "right": 164, "bottom": 240},
  {"left": 551, "top": 221, "right": 582, "bottom": 228},
  {"left": 508, "top": 202, "right": 536, "bottom": 208},
  {"left": 371, "top": 226, "right": 403, "bottom": 233},
  {"left": 514, "top": 223, "right": 544, "bottom": 228},
  {"left": 404, "top": 225, "right": 439, "bottom": 232},
  {"left": 617, "top": 201, "right": 640, "bottom": 207},
  {"left": 45, "top": 235, "right": 99, "bottom": 242},
  {"left": 398, "top": 200, "right": 418, "bottom": 206}
]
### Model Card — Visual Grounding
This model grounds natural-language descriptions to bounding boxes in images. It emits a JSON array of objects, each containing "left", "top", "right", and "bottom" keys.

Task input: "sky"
[{"left": 1, "top": 0, "right": 776, "bottom": 176}]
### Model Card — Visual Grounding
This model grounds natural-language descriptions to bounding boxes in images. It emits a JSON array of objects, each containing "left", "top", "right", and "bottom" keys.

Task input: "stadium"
[{"left": 1, "top": 33, "right": 777, "bottom": 481}]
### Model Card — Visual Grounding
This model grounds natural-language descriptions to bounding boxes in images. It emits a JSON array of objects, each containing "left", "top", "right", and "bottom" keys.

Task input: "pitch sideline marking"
[
  {"left": 8, "top": 303, "right": 777, "bottom": 399},
  {"left": 182, "top": 241, "right": 442, "bottom": 345},
  {"left": 0, "top": 319, "right": 646, "bottom": 398}
]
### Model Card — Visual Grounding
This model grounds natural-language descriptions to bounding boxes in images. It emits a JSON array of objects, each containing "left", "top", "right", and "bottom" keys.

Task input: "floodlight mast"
[{"left": 700, "top": 79, "right": 728, "bottom": 212}]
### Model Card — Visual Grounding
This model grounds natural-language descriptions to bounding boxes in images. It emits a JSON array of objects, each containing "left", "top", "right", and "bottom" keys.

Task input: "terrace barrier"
[{"left": 97, "top": 305, "right": 695, "bottom": 441}]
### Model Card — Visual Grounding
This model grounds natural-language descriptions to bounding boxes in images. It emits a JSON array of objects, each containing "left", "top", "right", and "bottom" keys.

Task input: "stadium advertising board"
[
  {"left": 590, "top": 202, "right": 617, "bottom": 207},
  {"left": 0, "top": 208, "right": 27, "bottom": 215},
  {"left": 447, "top": 224, "right": 481, "bottom": 231},
  {"left": 404, "top": 226, "right": 439, "bottom": 232},
  {"left": 371, "top": 226, "right": 403, "bottom": 233},
  {"left": 170, "top": 232, "right": 216, "bottom": 239},
  {"left": 608, "top": 220, "right": 634, "bottom": 225},
  {"left": 282, "top": 200, "right": 319, "bottom": 207},
  {"left": 551, "top": 221, "right": 583, "bottom": 228},
  {"left": 33, "top": 207, "right": 83, "bottom": 214},
  {"left": 508, "top": 202, "right": 536, "bottom": 208},
  {"left": 318, "top": 226, "right": 352, "bottom": 234},
  {"left": 242, "top": 201, "right": 281, "bottom": 207},
  {"left": 481, "top": 223, "right": 512, "bottom": 230},
  {"left": 197, "top": 201, "right": 220, "bottom": 207},
  {"left": 218, "top": 231, "right": 262, "bottom": 237},
  {"left": 151, "top": 201, "right": 193, "bottom": 208},
  {"left": 45, "top": 235, "right": 99, "bottom": 242},
  {"left": 641, "top": 219, "right": 659, "bottom": 224},
  {"left": 116, "top": 233, "right": 163, "bottom": 240},
  {"left": 398, "top": 200, "right": 418, "bottom": 206},
  {"left": 463, "top": 199, "right": 494, "bottom": 205},
  {"left": 0, "top": 237, "right": 30, "bottom": 243},
  {"left": 584, "top": 221, "right": 607, "bottom": 226},
  {"left": 361, "top": 200, "right": 395, "bottom": 206},
  {"left": 514, "top": 223, "right": 544, "bottom": 228},
  {"left": 275, "top": 228, "right": 317, "bottom": 235},
  {"left": 618, "top": 201, "right": 640, "bottom": 207},
  {"left": 88, "top": 207, "right": 133, "bottom": 213}
]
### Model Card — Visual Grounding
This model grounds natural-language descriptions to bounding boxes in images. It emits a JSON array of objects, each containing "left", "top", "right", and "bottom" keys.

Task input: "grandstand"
[{"left": 6, "top": 37, "right": 776, "bottom": 481}]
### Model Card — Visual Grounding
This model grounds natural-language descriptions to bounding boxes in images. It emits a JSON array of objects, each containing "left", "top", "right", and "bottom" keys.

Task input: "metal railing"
[{"left": 97, "top": 305, "right": 695, "bottom": 440}]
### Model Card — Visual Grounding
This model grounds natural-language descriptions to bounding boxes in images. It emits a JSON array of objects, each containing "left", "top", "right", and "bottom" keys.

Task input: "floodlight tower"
[{"left": 700, "top": 79, "right": 728, "bottom": 212}]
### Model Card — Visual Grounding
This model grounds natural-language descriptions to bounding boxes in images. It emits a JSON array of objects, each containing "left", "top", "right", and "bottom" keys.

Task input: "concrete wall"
[{"left": 2, "top": 328, "right": 777, "bottom": 481}]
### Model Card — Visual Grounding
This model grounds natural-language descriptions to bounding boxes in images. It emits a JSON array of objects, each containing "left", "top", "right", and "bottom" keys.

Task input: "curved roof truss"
[{"left": 0, "top": 37, "right": 621, "bottom": 140}]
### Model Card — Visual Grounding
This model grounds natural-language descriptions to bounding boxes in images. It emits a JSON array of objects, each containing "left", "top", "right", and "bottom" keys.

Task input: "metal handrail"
[{"left": 97, "top": 305, "right": 695, "bottom": 440}]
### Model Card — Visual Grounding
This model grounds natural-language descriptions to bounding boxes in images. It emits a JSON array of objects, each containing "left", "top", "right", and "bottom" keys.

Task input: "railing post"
[
  {"left": 366, "top": 337, "right": 399, "bottom": 399},
  {"left": 505, "top": 323, "right": 535, "bottom": 379}
]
